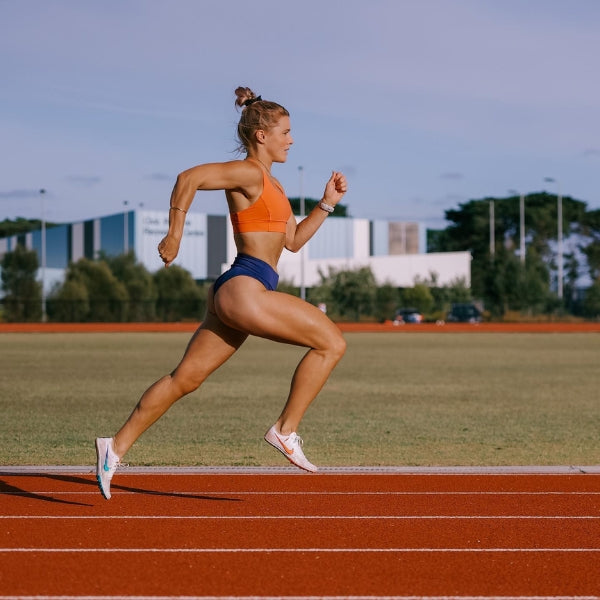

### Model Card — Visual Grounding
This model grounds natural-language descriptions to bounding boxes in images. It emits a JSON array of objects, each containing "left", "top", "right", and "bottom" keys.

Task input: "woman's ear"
[{"left": 255, "top": 129, "right": 266, "bottom": 145}]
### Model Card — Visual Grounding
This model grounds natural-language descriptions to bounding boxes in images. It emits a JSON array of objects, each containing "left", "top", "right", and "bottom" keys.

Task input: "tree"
[
  {"left": 104, "top": 252, "right": 157, "bottom": 322},
  {"left": 0, "top": 217, "right": 57, "bottom": 238},
  {"left": 49, "top": 258, "right": 128, "bottom": 322},
  {"left": 154, "top": 265, "right": 206, "bottom": 322},
  {"left": 428, "top": 192, "right": 594, "bottom": 317},
  {"left": 583, "top": 280, "right": 600, "bottom": 319},
  {"left": 581, "top": 208, "right": 600, "bottom": 282},
  {"left": 400, "top": 283, "right": 434, "bottom": 314},
  {"left": 48, "top": 278, "right": 89, "bottom": 322},
  {"left": 518, "top": 248, "right": 553, "bottom": 314},
  {"left": 315, "top": 266, "right": 376, "bottom": 320},
  {"left": 429, "top": 277, "right": 472, "bottom": 315},
  {"left": 0, "top": 245, "right": 42, "bottom": 322},
  {"left": 374, "top": 282, "right": 399, "bottom": 322}
]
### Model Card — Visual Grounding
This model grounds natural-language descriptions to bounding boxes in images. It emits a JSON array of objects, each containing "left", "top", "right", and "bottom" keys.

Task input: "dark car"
[
  {"left": 394, "top": 308, "right": 423, "bottom": 324},
  {"left": 447, "top": 303, "right": 482, "bottom": 323}
]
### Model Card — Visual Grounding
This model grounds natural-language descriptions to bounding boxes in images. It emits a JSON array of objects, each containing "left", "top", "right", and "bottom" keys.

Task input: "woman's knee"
[
  {"left": 326, "top": 330, "right": 347, "bottom": 363},
  {"left": 170, "top": 367, "right": 205, "bottom": 397}
]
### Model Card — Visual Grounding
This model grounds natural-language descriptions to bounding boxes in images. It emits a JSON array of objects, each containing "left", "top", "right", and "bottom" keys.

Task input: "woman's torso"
[{"left": 225, "top": 161, "right": 291, "bottom": 270}]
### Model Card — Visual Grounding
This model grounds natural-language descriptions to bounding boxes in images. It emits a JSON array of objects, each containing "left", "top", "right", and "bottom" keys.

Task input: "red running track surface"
[{"left": 0, "top": 469, "right": 599, "bottom": 598}]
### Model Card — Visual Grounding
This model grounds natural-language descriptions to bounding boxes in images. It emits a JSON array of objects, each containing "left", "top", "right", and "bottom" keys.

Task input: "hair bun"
[{"left": 235, "top": 86, "right": 256, "bottom": 109}]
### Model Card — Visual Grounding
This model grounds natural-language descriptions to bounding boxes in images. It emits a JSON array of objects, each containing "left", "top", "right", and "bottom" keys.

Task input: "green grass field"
[{"left": 1, "top": 332, "right": 598, "bottom": 467}]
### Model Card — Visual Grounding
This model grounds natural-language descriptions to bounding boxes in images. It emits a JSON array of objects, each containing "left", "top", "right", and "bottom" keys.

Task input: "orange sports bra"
[{"left": 230, "top": 163, "right": 291, "bottom": 234}]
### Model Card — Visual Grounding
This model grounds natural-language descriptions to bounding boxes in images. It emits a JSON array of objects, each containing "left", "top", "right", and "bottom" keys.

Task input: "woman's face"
[{"left": 261, "top": 115, "right": 293, "bottom": 163}]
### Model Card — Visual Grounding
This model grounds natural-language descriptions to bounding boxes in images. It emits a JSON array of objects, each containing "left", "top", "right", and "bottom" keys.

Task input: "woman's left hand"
[{"left": 323, "top": 171, "right": 347, "bottom": 206}]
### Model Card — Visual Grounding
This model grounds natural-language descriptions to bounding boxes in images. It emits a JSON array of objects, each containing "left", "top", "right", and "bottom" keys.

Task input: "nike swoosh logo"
[
  {"left": 275, "top": 433, "right": 294, "bottom": 455},
  {"left": 103, "top": 448, "right": 110, "bottom": 472}
]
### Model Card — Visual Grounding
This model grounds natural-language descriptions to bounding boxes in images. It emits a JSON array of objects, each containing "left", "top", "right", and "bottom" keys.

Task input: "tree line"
[
  {"left": 2, "top": 191, "right": 600, "bottom": 322},
  {"left": 1, "top": 246, "right": 471, "bottom": 323},
  {"left": 427, "top": 192, "right": 600, "bottom": 318}
]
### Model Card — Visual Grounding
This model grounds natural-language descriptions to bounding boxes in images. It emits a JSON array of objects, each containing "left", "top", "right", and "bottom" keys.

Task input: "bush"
[{"left": 0, "top": 245, "right": 42, "bottom": 322}]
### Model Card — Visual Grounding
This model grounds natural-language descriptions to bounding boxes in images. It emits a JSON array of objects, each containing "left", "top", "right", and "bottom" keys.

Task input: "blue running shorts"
[{"left": 213, "top": 253, "right": 279, "bottom": 295}]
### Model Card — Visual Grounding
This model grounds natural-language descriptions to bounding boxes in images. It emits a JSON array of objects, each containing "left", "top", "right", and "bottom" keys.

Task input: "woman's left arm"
[{"left": 285, "top": 171, "right": 347, "bottom": 252}]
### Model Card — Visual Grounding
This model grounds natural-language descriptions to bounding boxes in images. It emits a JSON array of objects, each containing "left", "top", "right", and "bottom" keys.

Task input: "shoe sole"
[{"left": 94, "top": 438, "right": 111, "bottom": 500}]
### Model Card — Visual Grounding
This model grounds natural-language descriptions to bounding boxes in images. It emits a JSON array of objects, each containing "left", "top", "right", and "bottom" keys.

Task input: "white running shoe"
[
  {"left": 95, "top": 437, "right": 120, "bottom": 500},
  {"left": 264, "top": 426, "right": 318, "bottom": 473}
]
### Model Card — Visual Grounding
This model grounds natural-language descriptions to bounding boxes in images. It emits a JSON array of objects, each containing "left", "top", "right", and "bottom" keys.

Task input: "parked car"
[
  {"left": 394, "top": 308, "right": 423, "bottom": 324},
  {"left": 446, "top": 303, "right": 482, "bottom": 323}
]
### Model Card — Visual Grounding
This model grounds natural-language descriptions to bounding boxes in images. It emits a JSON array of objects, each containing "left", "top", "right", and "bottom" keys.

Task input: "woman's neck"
[{"left": 248, "top": 155, "right": 272, "bottom": 173}]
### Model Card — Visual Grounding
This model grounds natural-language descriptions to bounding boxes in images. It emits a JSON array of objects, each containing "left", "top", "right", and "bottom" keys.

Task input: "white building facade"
[{"left": 0, "top": 210, "right": 471, "bottom": 295}]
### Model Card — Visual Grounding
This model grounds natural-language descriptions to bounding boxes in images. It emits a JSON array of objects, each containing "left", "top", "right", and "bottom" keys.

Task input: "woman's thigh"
[
  {"left": 214, "top": 277, "right": 343, "bottom": 350},
  {"left": 174, "top": 310, "right": 248, "bottom": 381}
]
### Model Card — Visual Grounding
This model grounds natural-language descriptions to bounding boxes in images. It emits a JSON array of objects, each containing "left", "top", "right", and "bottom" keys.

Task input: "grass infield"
[{"left": 1, "top": 332, "right": 598, "bottom": 467}]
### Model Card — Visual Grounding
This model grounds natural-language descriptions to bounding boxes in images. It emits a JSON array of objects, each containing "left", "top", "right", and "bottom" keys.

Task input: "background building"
[{"left": 0, "top": 210, "right": 471, "bottom": 295}]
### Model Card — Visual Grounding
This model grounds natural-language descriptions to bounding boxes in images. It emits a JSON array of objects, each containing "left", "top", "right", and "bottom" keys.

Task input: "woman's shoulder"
[
  {"left": 220, "top": 159, "right": 264, "bottom": 199},
  {"left": 224, "top": 158, "right": 263, "bottom": 180}
]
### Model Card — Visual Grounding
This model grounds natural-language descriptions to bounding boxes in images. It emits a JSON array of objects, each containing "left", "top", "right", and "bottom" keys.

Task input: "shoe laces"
[
  {"left": 103, "top": 458, "right": 127, "bottom": 478},
  {"left": 114, "top": 456, "right": 129, "bottom": 470},
  {"left": 289, "top": 432, "right": 304, "bottom": 448},
  {"left": 106, "top": 450, "right": 127, "bottom": 472}
]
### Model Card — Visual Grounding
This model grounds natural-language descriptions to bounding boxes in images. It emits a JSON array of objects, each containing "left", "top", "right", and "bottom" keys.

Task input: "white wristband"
[{"left": 318, "top": 201, "right": 335, "bottom": 213}]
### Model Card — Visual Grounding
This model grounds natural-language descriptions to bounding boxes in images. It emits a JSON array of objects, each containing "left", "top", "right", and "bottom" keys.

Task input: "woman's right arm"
[{"left": 158, "top": 160, "right": 260, "bottom": 267}]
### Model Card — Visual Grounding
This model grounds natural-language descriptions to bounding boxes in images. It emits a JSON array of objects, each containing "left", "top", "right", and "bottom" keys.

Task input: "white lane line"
[
  {"left": 3, "top": 491, "right": 599, "bottom": 495},
  {"left": 1, "top": 515, "right": 599, "bottom": 519},
  {"left": 0, "top": 594, "right": 600, "bottom": 600},
  {"left": 1, "top": 547, "right": 599, "bottom": 553},
  {"left": 3, "top": 464, "right": 600, "bottom": 474}
]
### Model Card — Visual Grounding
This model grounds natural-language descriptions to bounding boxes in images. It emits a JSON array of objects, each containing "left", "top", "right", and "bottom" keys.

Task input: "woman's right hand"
[{"left": 158, "top": 234, "right": 181, "bottom": 267}]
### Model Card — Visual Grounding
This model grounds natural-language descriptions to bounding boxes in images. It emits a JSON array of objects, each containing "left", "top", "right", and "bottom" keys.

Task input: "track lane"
[
  {"left": 1, "top": 472, "right": 599, "bottom": 597},
  {"left": 1, "top": 550, "right": 599, "bottom": 596},
  {"left": 2, "top": 517, "right": 599, "bottom": 549}
]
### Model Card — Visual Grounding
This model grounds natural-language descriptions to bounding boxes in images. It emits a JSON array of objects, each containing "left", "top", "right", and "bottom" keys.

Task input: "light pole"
[
  {"left": 489, "top": 200, "right": 495, "bottom": 256},
  {"left": 508, "top": 189, "right": 526, "bottom": 264},
  {"left": 39, "top": 188, "right": 47, "bottom": 322},
  {"left": 123, "top": 201, "right": 129, "bottom": 254},
  {"left": 544, "top": 177, "right": 563, "bottom": 299},
  {"left": 298, "top": 166, "right": 306, "bottom": 300}
]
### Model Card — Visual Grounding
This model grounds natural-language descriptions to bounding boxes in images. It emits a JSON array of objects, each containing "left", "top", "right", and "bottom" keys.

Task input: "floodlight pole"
[
  {"left": 123, "top": 200, "right": 129, "bottom": 253},
  {"left": 519, "top": 192, "right": 525, "bottom": 265},
  {"left": 299, "top": 166, "right": 306, "bottom": 301},
  {"left": 509, "top": 189, "right": 526, "bottom": 265},
  {"left": 39, "top": 188, "right": 47, "bottom": 322},
  {"left": 544, "top": 177, "right": 563, "bottom": 299},
  {"left": 489, "top": 200, "right": 495, "bottom": 256}
]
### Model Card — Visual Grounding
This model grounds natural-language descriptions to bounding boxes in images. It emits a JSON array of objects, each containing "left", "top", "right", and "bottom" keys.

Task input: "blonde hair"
[{"left": 234, "top": 86, "right": 289, "bottom": 154}]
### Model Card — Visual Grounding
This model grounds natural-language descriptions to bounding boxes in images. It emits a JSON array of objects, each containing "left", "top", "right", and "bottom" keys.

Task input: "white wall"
[
  {"left": 277, "top": 251, "right": 471, "bottom": 287},
  {"left": 136, "top": 210, "right": 208, "bottom": 279}
]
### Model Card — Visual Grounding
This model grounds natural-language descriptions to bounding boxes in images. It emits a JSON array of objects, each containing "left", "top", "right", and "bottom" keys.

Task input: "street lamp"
[
  {"left": 489, "top": 199, "right": 495, "bottom": 256},
  {"left": 543, "top": 177, "right": 563, "bottom": 299},
  {"left": 508, "top": 189, "right": 526, "bottom": 265},
  {"left": 123, "top": 201, "right": 129, "bottom": 254},
  {"left": 39, "top": 188, "right": 47, "bottom": 322},
  {"left": 298, "top": 166, "right": 306, "bottom": 301}
]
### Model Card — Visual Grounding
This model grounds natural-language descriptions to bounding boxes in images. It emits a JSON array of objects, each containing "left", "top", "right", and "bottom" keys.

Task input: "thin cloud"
[
  {"left": 66, "top": 176, "right": 102, "bottom": 187},
  {"left": 146, "top": 173, "right": 173, "bottom": 182},
  {"left": 439, "top": 172, "right": 464, "bottom": 181},
  {"left": 583, "top": 148, "right": 600, "bottom": 157},
  {"left": 0, "top": 189, "right": 45, "bottom": 200}
]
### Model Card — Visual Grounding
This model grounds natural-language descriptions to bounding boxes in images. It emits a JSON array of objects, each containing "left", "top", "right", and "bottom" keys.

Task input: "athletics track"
[
  {"left": 1, "top": 466, "right": 599, "bottom": 599},
  {"left": 2, "top": 322, "right": 599, "bottom": 597}
]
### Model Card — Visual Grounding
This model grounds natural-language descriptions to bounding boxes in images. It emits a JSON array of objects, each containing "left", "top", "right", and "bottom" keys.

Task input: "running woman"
[{"left": 95, "top": 86, "right": 347, "bottom": 499}]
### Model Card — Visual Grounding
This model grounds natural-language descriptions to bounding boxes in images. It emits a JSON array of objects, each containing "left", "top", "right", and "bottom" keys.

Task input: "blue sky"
[{"left": 1, "top": 0, "right": 599, "bottom": 229}]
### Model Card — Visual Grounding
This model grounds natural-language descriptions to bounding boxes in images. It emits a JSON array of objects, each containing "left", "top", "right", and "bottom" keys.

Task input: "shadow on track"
[{"left": 0, "top": 472, "right": 242, "bottom": 503}]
